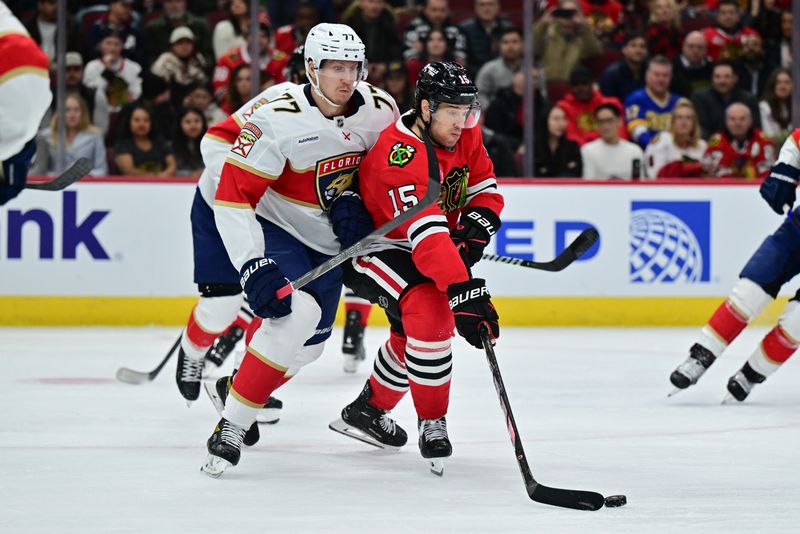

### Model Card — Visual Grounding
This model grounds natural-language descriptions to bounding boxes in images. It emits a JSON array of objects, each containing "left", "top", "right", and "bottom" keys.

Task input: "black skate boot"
[
  {"left": 203, "top": 375, "right": 281, "bottom": 445},
  {"left": 418, "top": 417, "right": 452, "bottom": 476},
  {"left": 175, "top": 347, "right": 203, "bottom": 401},
  {"left": 256, "top": 396, "right": 283, "bottom": 425},
  {"left": 204, "top": 325, "right": 244, "bottom": 367},
  {"left": 342, "top": 310, "right": 366, "bottom": 373},
  {"left": 725, "top": 362, "right": 766, "bottom": 402},
  {"left": 669, "top": 343, "right": 717, "bottom": 392},
  {"left": 329, "top": 381, "right": 407, "bottom": 450},
  {"left": 201, "top": 418, "right": 247, "bottom": 478}
]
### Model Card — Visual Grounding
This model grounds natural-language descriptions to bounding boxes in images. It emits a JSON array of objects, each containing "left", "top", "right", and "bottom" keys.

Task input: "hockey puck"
[{"left": 604, "top": 495, "right": 627, "bottom": 508}]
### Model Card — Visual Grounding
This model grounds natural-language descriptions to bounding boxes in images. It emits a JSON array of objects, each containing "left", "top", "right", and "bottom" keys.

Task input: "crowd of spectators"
[{"left": 10, "top": 0, "right": 794, "bottom": 179}]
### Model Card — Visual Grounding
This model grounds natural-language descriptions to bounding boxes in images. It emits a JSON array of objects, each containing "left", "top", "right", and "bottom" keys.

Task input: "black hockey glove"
[
  {"left": 447, "top": 278, "right": 500, "bottom": 349},
  {"left": 240, "top": 257, "right": 292, "bottom": 319},
  {"left": 760, "top": 162, "right": 800, "bottom": 215},
  {"left": 0, "top": 139, "right": 36, "bottom": 206},
  {"left": 330, "top": 190, "right": 374, "bottom": 249},
  {"left": 451, "top": 207, "right": 501, "bottom": 268}
]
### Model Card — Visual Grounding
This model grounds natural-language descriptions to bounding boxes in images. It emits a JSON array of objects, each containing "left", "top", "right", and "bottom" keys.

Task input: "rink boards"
[{"left": 0, "top": 178, "right": 793, "bottom": 326}]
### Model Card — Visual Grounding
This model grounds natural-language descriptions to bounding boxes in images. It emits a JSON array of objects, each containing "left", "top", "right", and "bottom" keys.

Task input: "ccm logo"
[{"left": 449, "top": 286, "right": 488, "bottom": 308}]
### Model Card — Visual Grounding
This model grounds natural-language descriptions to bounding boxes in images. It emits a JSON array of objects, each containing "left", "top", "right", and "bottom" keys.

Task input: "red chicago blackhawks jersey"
[
  {"left": 358, "top": 112, "right": 505, "bottom": 291},
  {"left": 704, "top": 128, "right": 775, "bottom": 180}
]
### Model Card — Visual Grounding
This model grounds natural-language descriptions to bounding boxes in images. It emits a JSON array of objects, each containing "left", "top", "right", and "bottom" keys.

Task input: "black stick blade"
[
  {"left": 568, "top": 227, "right": 599, "bottom": 260},
  {"left": 531, "top": 484, "right": 606, "bottom": 511},
  {"left": 27, "top": 157, "right": 91, "bottom": 191}
]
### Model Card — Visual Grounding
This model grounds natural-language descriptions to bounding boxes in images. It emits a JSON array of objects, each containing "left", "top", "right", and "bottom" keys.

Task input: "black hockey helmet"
[
  {"left": 414, "top": 61, "right": 478, "bottom": 114},
  {"left": 287, "top": 45, "right": 306, "bottom": 84}
]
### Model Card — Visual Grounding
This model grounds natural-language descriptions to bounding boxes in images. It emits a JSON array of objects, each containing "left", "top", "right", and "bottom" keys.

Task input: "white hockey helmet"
[{"left": 304, "top": 23, "right": 367, "bottom": 104}]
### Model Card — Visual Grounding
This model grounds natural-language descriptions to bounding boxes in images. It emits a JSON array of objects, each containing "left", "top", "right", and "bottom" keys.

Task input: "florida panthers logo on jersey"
[
  {"left": 440, "top": 165, "right": 469, "bottom": 213},
  {"left": 315, "top": 151, "right": 364, "bottom": 211}
]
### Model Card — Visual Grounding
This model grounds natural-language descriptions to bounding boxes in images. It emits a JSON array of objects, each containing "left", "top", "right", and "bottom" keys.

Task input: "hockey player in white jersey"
[
  {"left": 669, "top": 129, "right": 800, "bottom": 402},
  {"left": 0, "top": 1, "right": 52, "bottom": 205},
  {"left": 200, "top": 23, "right": 399, "bottom": 477}
]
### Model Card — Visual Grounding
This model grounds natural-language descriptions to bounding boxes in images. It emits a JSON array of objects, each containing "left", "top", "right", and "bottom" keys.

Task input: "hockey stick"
[
  {"left": 26, "top": 157, "right": 91, "bottom": 191},
  {"left": 481, "top": 227, "right": 599, "bottom": 272},
  {"left": 116, "top": 334, "right": 181, "bottom": 385},
  {"left": 479, "top": 327, "right": 607, "bottom": 511},
  {"left": 288, "top": 133, "right": 441, "bottom": 292}
]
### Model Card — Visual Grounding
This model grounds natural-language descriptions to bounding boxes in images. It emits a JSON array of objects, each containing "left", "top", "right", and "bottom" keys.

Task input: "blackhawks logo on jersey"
[
  {"left": 440, "top": 165, "right": 469, "bottom": 213},
  {"left": 315, "top": 151, "right": 364, "bottom": 211},
  {"left": 388, "top": 142, "right": 416, "bottom": 167}
]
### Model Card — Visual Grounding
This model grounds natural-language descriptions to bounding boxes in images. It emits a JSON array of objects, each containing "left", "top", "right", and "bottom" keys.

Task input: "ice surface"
[{"left": 1, "top": 326, "right": 798, "bottom": 533}]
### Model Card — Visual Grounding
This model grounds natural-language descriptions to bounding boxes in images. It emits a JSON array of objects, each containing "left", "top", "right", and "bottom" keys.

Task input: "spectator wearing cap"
[
  {"left": 459, "top": 0, "right": 514, "bottom": 77},
  {"left": 557, "top": 66, "right": 626, "bottom": 146},
  {"left": 670, "top": 31, "right": 712, "bottom": 99},
  {"left": 599, "top": 32, "right": 648, "bottom": 103},
  {"left": 475, "top": 27, "right": 522, "bottom": 110},
  {"left": 86, "top": 0, "right": 143, "bottom": 64},
  {"left": 691, "top": 59, "right": 760, "bottom": 140},
  {"left": 143, "top": 0, "right": 213, "bottom": 68},
  {"left": 151, "top": 26, "right": 210, "bottom": 106},
  {"left": 22, "top": 0, "right": 82, "bottom": 64},
  {"left": 56, "top": 52, "right": 110, "bottom": 136},
  {"left": 624, "top": 55, "right": 680, "bottom": 148},
  {"left": 534, "top": 0, "right": 601, "bottom": 83},
  {"left": 213, "top": 0, "right": 249, "bottom": 59},
  {"left": 275, "top": 1, "right": 321, "bottom": 56},
  {"left": 212, "top": 17, "right": 288, "bottom": 112},
  {"left": 383, "top": 62, "right": 414, "bottom": 113},
  {"left": 83, "top": 30, "right": 143, "bottom": 112},
  {"left": 403, "top": 0, "right": 467, "bottom": 64},
  {"left": 702, "top": 0, "right": 760, "bottom": 61},
  {"left": 582, "top": 103, "right": 644, "bottom": 180},
  {"left": 342, "top": 0, "right": 404, "bottom": 84}
]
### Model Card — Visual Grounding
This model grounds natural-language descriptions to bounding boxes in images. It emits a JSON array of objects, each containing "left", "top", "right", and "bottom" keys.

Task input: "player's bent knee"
[
  {"left": 778, "top": 300, "right": 800, "bottom": 340},
  {"left": 292, "top": 342, "right": 325, "bottom": 369},
  {"left": 399, "top": 284, "right": 454, "bottom": 341},
  {"left": 730, "top": 278, "right": 773, "bottom": 319},
  {"left": 248, "top": 291, "right": 322, "bottom": 368},
  {"left": 194, "top": 294, "right": 244, "bottom": 332}
]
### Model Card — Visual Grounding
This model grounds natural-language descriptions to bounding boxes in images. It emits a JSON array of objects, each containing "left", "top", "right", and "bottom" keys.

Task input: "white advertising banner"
[{"left": 0, "top": 180, "right": 788, "bottom": 298}]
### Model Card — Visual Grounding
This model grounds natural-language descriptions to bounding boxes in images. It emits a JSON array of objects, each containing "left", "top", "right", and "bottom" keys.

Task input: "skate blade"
[
  {"left": 667, "top": 387, "right": 684, "bottom": 398},
  {"left": 328, "top": 418, "right": 402, "bottom": 451},
  {"left": 721, "top": 393, "right": 738, "bottom": 405},
  {"left": 429, "top": 458, "right": 444, "bottom": 477},
  {"left": 200, "top": 454, "right": 231, "bottom": 478},
  {"left": 256, "top": 407, "right": 280, "bottom": 425},
  {"left": 204, "top": 381, "right": 225, "bottom": 415}
]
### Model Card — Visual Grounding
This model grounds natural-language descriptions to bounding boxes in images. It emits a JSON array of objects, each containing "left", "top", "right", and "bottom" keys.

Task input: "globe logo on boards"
[{"left": 629, "top": 201, "right": 711, "bottom": 284}]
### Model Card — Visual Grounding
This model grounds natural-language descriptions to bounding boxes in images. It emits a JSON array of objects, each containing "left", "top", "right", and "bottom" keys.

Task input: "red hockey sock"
[
  {"left": 185, "top": 306, "right": 221, "bottom": 350},
  {"left": 345, "top": 301, "right": 372, "bottom": 327},
  {"left": 760, "top": 326, "right": 798, "bottom": 365},
  {"left": 368, "top": 374, "right": 407, "bottom": 411},
  {"left": 367, "top": 331, "right": 408, "bottom": 411},
  {"left": 230, "top": 347, "right": 286, "bottom": 406},
  {"left": 707, "top": 300, "right": 749, "bottom": 345}
]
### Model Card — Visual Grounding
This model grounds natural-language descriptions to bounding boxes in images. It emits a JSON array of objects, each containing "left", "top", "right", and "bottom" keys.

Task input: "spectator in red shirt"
[
  {"left": 703, "top": 102, "right": 775, "bottom": 179},
  {"left": 557, "top": 65, "right": 627, "bottom": 146},
  {"left": 212, "top": 20, "right": 288, "bottom": 112},
  {"left": 645, "top": 0, "right": 682, "bottom": 60},
  {"left": 274, "top": 1, "right": 321, "bottom": 55},
  {"left": 702, "top": 0, "right": 760, "bottom": 61}
]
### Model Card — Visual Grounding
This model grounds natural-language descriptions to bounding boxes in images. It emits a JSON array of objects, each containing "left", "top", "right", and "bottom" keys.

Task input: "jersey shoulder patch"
[{"left": 387, "top": 142, "right": 417, "bottom": 167}]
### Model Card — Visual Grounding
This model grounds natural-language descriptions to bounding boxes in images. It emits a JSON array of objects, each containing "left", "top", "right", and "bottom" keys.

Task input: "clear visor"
[
  {"left": 430, "top": 101, "right": 481, "bottom": 129},
  {"left": 316, "top": 60, "right": 368, "bottom": 83}
]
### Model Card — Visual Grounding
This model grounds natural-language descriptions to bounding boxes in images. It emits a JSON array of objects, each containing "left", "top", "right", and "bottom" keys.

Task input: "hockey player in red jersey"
[
  {"left": 670, "top": 129, "right": 800, "bottom": 402},
  {"left": 328, "top": 62, "right": 504, "bottom": 475},
  {"left": 0, "top": 1, "right": 52, "bottom": 205},
  {"left": 200, "top": 23, "right": 399, "bottom": 477},
  {"left": 703, "top": 103, "right": 774, "bottom": 180}
]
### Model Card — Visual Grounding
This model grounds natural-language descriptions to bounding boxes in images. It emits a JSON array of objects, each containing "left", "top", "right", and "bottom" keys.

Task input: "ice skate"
[
  {"left": 418, "top": 417, "right": 452, "bottom": 477},
  {"left": 175, "top": 347, "right": 204, "bottom": 402},
  {"left": 342, "top": 310, "right": 366, "bottom": 373},
  {"left": 203, "top": 376, "right": 280, "bottom": 446},
  {"left": 668, "top": 343, "right": 717, "bottom": 396},
  {"left": 329, "top": 382, "right": 407, "bottom": 450},
  {"left": 724, "top": 363, "right": 766, "bottom": 403},
  {"left": 204, "top": 325, "right": 245, "bottom": 367},
  {"left": 201, "top": 418, "right": 247, "bottom": 478},
  {"left": 256, "top": 396, "right": 283, "bottom": 424}
]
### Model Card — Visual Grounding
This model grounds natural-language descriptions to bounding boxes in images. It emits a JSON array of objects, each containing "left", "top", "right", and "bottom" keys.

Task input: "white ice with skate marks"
[{"left": 1, "top": 326, "right": 798, "bottom": 533}]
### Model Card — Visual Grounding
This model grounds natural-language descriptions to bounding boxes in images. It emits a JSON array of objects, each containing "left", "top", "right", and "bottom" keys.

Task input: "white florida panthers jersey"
[{"left": 214, "top": 81, "right": 399, "bottom": 269}]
